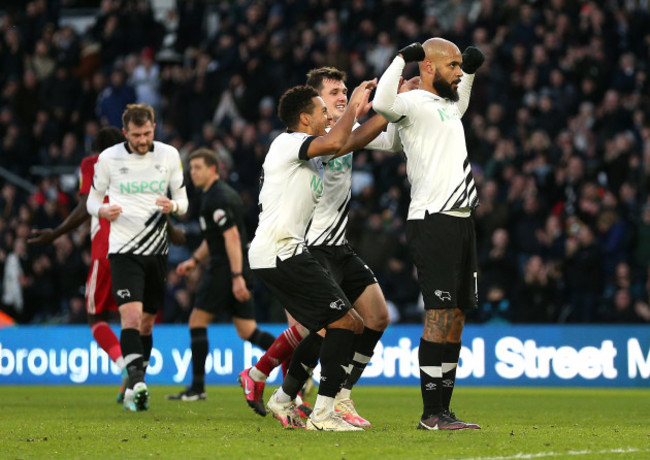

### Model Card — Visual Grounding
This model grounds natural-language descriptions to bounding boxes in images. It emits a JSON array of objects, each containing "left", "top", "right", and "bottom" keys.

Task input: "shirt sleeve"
[
  {"left": 364, "top": 122, "right": 401, "bottom": 152},
  {"left": 86, "top": 154, "right": 109, "bottom": 217},
  {"left": 169, "top": 149, "right": 188, "bottom": 215},
  {"left": 457, "top": 72, "right": 475, "bottom": 118},
  {"left": 373, "top": 56, "right": 409, "bottom": 123},
  {"left": 78, "top": 157, "right": 94, "bottom": 195},
  {"left": 298, "top": 135, "right": 318, "bottom": 161},
  {"left": 211, "top": 200, "right": 236, "bottom": 234}
]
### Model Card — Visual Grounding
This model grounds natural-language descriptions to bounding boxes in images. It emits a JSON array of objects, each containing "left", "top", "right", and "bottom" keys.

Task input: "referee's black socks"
[
  {"left": 190, "top": 327, "right": 208, "bottom": 391},
  {"left": 419, "top": 338, "right": 444, "bottom": 417}
]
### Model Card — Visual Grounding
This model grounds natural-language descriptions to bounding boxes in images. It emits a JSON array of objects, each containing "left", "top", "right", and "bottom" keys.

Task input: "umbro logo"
[
  {"left": 442, "top": 379, "right": 454, "bottom": 388},
  {"left": 425, "top": 382, "right": 436, "bottom": 391},
  {"left": 116, "top": 289, "right": 131, "bottom": 299},
  {"left": 434, "top": 290, "right": 452, "bottom": 301},
  {"left": 119, "top": 167, "right": 129, "bottom": 175}
]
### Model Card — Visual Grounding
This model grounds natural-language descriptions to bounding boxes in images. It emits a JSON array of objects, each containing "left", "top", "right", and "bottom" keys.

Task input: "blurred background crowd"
[{"left": 1, "top": 0, "right": 650, "bottom": 326}]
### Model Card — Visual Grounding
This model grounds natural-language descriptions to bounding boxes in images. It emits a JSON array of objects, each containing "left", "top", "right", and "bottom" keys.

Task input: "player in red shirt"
[{"left": 29, "top": 127, "right": 186, "bottom": 402}]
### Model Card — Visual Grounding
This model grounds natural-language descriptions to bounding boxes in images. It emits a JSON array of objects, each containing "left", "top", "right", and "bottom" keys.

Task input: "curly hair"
[{"left": 277, "top": 85, "right": 319, "bottom": 130}]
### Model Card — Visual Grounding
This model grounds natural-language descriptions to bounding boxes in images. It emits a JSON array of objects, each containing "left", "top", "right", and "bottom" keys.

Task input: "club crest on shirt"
[
  {"left": 154, "top": 164, "right": 168, "bottom": 175},
  {"left": 435, "top": 290, "right": 452, "bottom": 301}
]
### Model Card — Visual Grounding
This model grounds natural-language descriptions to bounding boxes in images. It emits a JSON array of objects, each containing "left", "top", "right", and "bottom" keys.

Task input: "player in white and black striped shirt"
[
  {"left": 374, "top": 39, "right": 485, "bottom": 431},
  {"left": 87, "top": 104, "right": 188, "bottom": 412}
]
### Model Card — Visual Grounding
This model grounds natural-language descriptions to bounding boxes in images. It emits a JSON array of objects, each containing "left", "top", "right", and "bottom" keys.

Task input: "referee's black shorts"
[
  {"left": 193, "top": 263, "right": 256, "bottom": 319},
  {"left": 406, "top": 212, "right": 478, "bottom": 310},
  {"left": 309, "top": 244, "right": 378, "bottom": 305},
  {"left": 109, "top": 253, "right": 167, "bottom": 314},
  {"left": 253, "top": 250, "right": 352, "bottom": 332}
]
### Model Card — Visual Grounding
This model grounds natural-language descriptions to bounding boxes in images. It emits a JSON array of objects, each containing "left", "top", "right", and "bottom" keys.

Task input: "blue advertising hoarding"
[{"left": 0, "top": 324, "right": 648, "bottom": 386}]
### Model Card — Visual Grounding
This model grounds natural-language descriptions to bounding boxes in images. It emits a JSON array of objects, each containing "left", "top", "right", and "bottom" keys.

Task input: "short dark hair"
[
  {"left": 306, "top": 67, "right": 346, "bottom": 92},
  {"left": 122, "top": 103, "right": 155, "bottom": 130},
  {"left": 277, "top": 85, "right": 319, "bottom": 130},
  {"left": 189, "top": 147, "right": 219, "bottom": 174},
  {"left": 92, "top": 126, "right": 124, "bottom": 153}
]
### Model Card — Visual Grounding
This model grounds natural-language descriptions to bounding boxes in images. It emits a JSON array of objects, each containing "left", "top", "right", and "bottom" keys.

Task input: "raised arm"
[{"left": 305, "top": 79, "right": 377, "bottom": 158}]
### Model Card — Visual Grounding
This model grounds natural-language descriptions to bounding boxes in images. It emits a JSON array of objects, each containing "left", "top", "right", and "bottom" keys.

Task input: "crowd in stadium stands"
[{"left": 1, "top": 0, "right": 650, "bottom": 326}]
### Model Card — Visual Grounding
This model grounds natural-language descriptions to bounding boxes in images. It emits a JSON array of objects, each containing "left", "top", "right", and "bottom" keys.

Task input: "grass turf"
[{"left": 2, "top": 385, "right": 649, "bottom": 459}]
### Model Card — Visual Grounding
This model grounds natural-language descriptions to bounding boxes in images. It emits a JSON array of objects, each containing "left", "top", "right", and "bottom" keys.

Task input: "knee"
[{"left": 366, "top": 307, "right": 390, "bottom": 332}]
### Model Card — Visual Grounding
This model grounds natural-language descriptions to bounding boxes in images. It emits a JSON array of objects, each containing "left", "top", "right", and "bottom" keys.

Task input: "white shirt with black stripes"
[
  {"left": 373, "top": 55, "right": 478, "bottom": 220},
  {"left": 305, "top": 123, "right": 401, "bottom": 247},
  {"left": 87, "top": 141, "right": 188, "bottom": 255},
  {"left": 249, "top": 131, "right": 322, "bottom": 269}
]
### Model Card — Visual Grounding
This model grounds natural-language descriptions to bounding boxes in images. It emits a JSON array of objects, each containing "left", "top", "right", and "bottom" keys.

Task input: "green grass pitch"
[{"left": 3, "top": 385, "right": 649, "bottom": 459}]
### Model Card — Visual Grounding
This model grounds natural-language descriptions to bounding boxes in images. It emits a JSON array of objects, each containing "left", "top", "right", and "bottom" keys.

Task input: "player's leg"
[
  {"left": 86, "top": 258, "right": 126, "bottom": 402},
  {"left": 334, "top": 283, "right": 388, "bottom": 427},
  {"left": 238, "top": 318, "right": 309, "bottom": 416},
  {"left": 255, "top": 253, "right": 363, "bottom": 430},
  {"left": 306, "top": 309, "right": 364, "bottom": 431},
  {"left": 439, "top": 218, "right": 480, "bottom": 429},
  {"left": 408, "top": 214, "right": 478, "bottom": 430},
  {"left": 167, "top": 264, "right": 222, "bottom": 401},
  {"left": 110, "top": 254, "right": 149, "bottom": 412}
]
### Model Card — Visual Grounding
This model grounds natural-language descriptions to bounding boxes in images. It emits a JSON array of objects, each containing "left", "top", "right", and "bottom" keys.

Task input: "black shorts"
[
  {"left": 309, "top": 244, "right": 377, "bottom": 304},
  {"left": 406, "top": 213, "right": 478, "bottom": 310},
  {"left": 109, "top": 253, "right": 167, "bottom": 313},
  {"left": 253, "top": 251, "right": 352, "bottom": 332},
  {"left": 193, "top": 264, "right": 255, "bottom": 319}
]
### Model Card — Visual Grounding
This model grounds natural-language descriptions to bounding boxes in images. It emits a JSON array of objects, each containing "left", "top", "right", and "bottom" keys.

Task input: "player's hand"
[
  {"left": 399, "top": 76, "right": 421, "bottom": 93},
  {"left": 166, "top": 215, "right": 186, "bottom": 246},
  {"left": 155, "top": 197, "right": 176, "bottom": 214},
  {"left": 99, "top": 204, "right": 122, "bottom": 221},
  {"left": 28, "top": 228, "right": 56, "bottom": 245},
  {"left": 349, "top": 79, "right": 377, "bottom": 110},
  {"left": 232, "top": 276, "right": 251, "bottom": 302},
  {"left": 176, "top": 259, "right": 196, "bottom": 276},
  {"left": 354, "top": 82, "right": 375, "bottom": 120},
  {"left": 460, "top": 46, "right": 485, "bottom": 74},
  {"left": 398, "top": 42, "right": 425, "bottom": 63}
]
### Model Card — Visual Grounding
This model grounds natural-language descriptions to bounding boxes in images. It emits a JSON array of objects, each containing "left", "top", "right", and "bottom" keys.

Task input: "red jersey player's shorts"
[{"left": 85, "top": 258, "right": 117, "bottom": 314}]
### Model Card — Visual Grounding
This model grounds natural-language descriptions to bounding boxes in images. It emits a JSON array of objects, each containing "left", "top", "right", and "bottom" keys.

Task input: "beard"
[
  {"left": 433, "top": 72, "right": 460, "bottom": 102},
  {"left": 129, "top": 139, "right": 152, "bottom": 154}
]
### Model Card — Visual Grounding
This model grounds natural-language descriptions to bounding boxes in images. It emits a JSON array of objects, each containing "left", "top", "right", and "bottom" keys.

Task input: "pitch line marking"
[{"left": 464, "top": 448, "right": 648, "bottom": 460}]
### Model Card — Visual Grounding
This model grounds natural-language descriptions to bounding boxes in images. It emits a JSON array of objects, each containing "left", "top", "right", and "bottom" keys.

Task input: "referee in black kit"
[
  {"left": 167, "top": 148, "right": 275, "bottom": 401},
  {"left": 374, "top": 38, "right": 485, "bottom": 430}
]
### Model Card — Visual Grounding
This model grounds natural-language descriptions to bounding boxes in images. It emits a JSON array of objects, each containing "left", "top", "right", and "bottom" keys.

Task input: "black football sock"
[
  {"left": 319, "top": 328, "right": 355, "bottom": 398},
  {"left": 343, "top": 326, "right": 383, "bottom": 390},
  {"left": 442, "top": 342, "right": 462, "bottom": 411},
  {"left": 248, "top": 328, "right": 276, "bottom": 350},
  {"left": 140, "top": 334, "right": 153, "bottom": 374},
  {"left": 282, "top": 332, "right": 322, "bottom": 399},
  {"left": 190, "top": 327, "right": 208, "bottom": 391},
  {"left": 419, "top": 338, "right": 444, "bottom": 418},
  {"left": 121, "top": 328, "right": 144, "bottom": 389}
]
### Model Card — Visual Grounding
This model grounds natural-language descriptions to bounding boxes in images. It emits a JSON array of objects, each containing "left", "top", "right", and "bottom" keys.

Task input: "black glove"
[
  {"left": 398, "top": 43, "right": 425, "bottom": 63},
  {"left": 460, "top": 46, "right": 485, "bottom": 74}
]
